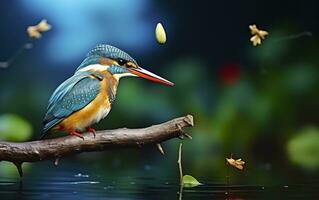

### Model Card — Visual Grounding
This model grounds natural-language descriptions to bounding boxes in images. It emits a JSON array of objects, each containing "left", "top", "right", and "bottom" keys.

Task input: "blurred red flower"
[{"left": 218, "top": 63, "right": 240, "bottom": 86}]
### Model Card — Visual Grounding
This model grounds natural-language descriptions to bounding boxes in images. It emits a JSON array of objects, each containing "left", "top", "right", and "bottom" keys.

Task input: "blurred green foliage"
[
  {"left": 0, "top": 161, "right": 31, "bottom": 178},
  {"left": 0, "top": 113, "right": 32, "bottom": 141},
  {"left": 287, "top": 127, "right": 319, "bottom": 169}
]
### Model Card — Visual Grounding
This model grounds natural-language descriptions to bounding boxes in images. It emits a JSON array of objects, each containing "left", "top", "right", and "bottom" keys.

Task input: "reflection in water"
[
  {"left": 1, "top": 175, "right": 318, "bottom": 199},
  {"left": 0, "top": 161, "right": 318, "bottom": 200},
  {"left": 178, "top": 184, "right": 182, "bottom": 200}
]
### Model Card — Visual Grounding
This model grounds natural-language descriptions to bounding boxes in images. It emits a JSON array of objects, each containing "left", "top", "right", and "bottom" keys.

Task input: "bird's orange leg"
[
  {"left": 68, "top": 129, "right": 84, "bottom": 140},
  {"left": 86, "top": 127, "right": 96, "bottom": 137}
]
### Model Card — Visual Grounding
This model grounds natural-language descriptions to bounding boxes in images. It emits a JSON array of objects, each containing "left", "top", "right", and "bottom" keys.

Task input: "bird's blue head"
[{"left": 76, "top": 44, "right": 173, "bottom": 86}]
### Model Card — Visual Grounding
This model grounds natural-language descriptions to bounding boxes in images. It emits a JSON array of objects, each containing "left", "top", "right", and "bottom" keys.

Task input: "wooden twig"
[
  {"left": 156, "top": 143, "right": 165, "bottom": 155},
  {"left": 0, "top": 42, "right": 33, "bottom": 69},
  {"left": 0, "top": 115, "right": 193, "bottom": 176}
]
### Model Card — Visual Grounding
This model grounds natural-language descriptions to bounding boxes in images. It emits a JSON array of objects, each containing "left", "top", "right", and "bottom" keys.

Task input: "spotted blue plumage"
[
  {"left": 76, "top": 44, "right": 138, "bottom": 71},
  {"left": 108, "top": 64, "right": 128, "bottom": 74},
  {"left": 41, "top": 71, "right": 101, "bottom": 137}
]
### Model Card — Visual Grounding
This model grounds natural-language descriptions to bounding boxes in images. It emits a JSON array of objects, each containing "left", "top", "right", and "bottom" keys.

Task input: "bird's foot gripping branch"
[{"left": 0, "top": 115, "right": 194, "bottom": 177}]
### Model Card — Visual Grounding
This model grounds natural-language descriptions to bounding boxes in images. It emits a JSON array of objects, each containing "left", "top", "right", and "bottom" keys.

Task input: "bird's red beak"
[{"left": 129, "top": 67, "right": 174, "bottom": 86}]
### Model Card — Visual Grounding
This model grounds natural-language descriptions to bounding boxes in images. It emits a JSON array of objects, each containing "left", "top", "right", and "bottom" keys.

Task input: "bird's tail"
[
  {"left": 40, "top": 119, "right": 60, "bottom": 139},
  {"left": 39, "top": 131, "right": 48, "bottom": 140},
  {"left": 39, "top": 126, "right": 51, "bottom": 139}
]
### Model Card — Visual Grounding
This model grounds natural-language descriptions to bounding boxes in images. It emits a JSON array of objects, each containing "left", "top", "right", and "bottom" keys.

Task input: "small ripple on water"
[
  {"left": 74, "top": 173, "right": 89, "bottom": 178},
  {"left": 53, "top": 181, "right": 100, "bottom": 185},
  {"left": 0, "top": 181, "right": 16, "bottom": 186}
]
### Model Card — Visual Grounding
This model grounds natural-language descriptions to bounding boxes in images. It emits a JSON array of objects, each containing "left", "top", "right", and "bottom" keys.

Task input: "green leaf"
[
  {"left": 0, "top": 114, "right": 32, "bottom": 141},
  {"left": 182, "top": 175, "right": 202, "bottom": 188}
]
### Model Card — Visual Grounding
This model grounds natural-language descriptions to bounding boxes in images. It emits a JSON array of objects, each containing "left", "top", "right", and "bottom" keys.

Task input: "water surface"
[{"left": 0, "top": 161, "right": 318, "bottom": 200}]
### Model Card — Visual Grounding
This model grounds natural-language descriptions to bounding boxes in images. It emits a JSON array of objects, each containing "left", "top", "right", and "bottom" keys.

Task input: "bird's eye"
[{"left": 117, "top": 59, "right": 127, "bottom": 66}]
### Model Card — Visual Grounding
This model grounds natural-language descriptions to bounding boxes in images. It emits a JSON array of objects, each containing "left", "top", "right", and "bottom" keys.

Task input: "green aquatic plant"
[{"left": 177, "top": 143, "right": 202, "bottom": 188}]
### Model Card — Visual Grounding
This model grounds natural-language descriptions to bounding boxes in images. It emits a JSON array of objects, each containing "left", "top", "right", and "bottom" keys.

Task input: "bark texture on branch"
[{"left": 0, "top": 115, "right": 194, "bottom": 176}]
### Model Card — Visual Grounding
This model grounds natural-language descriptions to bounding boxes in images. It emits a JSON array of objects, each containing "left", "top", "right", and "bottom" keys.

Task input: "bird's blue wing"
[{"left": 42, "top": 71, "right": 101, "bottom": 137}]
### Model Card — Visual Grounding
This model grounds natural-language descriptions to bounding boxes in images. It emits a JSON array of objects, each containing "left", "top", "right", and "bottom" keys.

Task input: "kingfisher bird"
[{"left": 41, "top": 44, "right": 174, "bottom": 139}]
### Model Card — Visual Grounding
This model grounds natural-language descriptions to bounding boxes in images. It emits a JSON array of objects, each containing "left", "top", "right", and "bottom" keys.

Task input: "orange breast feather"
[{"left": 58, "top": 77, "right": 112, "bottom": 131}]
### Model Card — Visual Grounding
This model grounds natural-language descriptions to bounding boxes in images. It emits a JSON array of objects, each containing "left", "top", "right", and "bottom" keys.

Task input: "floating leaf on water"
[
  {"left": 249, "top": 24, "right": 268, "bottom": 46},
  {"left": 155, "top": 22, "right": 166, "bottom": 44},
  {"left": 182, "top": 175, "right": 202, "bottom": 187},
  {"left": 226, "top": 157, "right": 245, "bottom": 170}
]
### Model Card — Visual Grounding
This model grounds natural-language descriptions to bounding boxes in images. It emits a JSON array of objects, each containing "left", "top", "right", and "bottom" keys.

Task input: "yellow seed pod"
[{"left": 155, "top": 23, "right": 166, "bottom": 44}]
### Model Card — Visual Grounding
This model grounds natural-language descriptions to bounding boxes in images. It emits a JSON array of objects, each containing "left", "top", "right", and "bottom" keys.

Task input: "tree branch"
[{"left": 0, "top": 115, "right": 194, "bottom": 176}]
